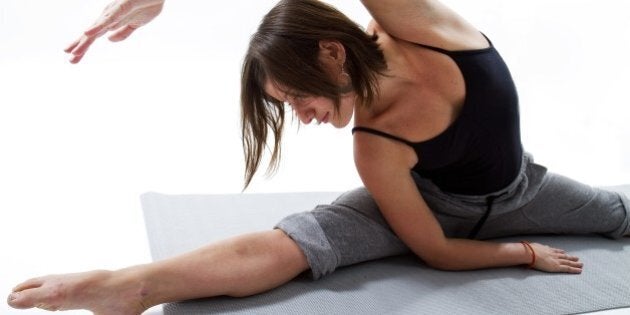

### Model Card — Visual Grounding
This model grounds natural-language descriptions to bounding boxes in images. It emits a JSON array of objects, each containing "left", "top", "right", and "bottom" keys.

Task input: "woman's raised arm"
[
  {"left": 360, "top": 0, "right": 486, "bottom": 50},
  {"left": 64, "top": 0, "right": 164, "bottom": 63}
]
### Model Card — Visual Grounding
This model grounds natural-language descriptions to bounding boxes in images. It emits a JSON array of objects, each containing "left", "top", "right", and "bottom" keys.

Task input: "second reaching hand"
[{"left": 64, "top": 0, "right": 165, "bottom": 64}]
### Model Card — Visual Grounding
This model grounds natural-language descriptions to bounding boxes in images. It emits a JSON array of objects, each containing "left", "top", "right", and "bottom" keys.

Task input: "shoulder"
[{"left": 353, "top": 129, "right": 418, "bottom": 184}]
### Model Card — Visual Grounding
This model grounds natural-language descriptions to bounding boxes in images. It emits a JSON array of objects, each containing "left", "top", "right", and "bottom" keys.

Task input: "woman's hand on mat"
[
  {"left": 530, "top": 243, "right": 583, "bottom": 274},
  {"left": 64, "top": 0, "right": 164, "bottom": 63}
]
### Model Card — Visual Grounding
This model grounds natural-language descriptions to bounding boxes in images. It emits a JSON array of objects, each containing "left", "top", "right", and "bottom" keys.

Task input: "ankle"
[{"left": 107, "top": 266, "right": 154, "bottom": 312}]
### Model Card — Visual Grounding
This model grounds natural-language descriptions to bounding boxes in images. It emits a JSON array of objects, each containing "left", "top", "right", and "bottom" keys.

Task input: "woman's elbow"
[{"left": 418, "top": 249, "right": 463, "bottom": 271}]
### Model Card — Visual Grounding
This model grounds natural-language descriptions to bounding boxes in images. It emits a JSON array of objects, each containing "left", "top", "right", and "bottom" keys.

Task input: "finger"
[
  {"left": 554, "top": 259, "right": 583, "bottom": 274},
  {"left": 556, "top": 253, "right": 579, "bottom": 261},
  {"left": 562, "top": 259, "right": 584, "bottom": 268},
  {"left": 563, "top": 264, "right": 582, "bottom": 274},
  {"left": 64, "top": 38, "right": 81, "bottom": 53},
  {"left": 85, "top": 2, "right": 128, "bottom": 36},
  {"left": 85, "top": 19, "right": 114, "bottom": 37},
  {"left": 106, "top": 11, "right": 141, "bottom": 33},
  {"left": 68, "top": 36, "right": 97, "bottom": 63},
  {"left": 552, "top": 248, "right": 566, "bottom": 254},
  {"left": 107, "top": 3, "right": 163, "bottom": 31},
  {"left": 108, "top": 24, "right": 137, "bottom": 42},
  {"left": 69, "top": 54, "right": 85, "bottom": 64},
  {"left": 85, "top": 18, "right": 118, "bottom": 39}
]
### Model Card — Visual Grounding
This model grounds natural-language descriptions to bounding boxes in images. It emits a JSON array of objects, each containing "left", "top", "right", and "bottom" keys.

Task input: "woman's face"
[{"left": 264, "top": 80, "right": 355, "bottom": 128}]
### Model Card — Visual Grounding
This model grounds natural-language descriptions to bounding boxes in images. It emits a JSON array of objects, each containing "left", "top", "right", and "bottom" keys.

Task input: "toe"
[
  {"left": 7, "top": 285, "right": 64, "bottom": 311},
  {"left": 7, "top": 291, "right": 32, "bottom": 309},
  {"left": 12, "top": 277, "right": 44, "bottom": 292}
]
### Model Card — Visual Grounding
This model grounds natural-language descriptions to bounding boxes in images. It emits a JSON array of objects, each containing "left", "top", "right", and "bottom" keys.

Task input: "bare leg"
[{"left": 7, "top": 230, "right": 308, "bottom": 314}]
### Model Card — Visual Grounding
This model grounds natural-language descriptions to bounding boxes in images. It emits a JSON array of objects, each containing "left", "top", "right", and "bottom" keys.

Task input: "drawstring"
[{"left": 467, "top": 192, "right": 507, "bottom": 239}]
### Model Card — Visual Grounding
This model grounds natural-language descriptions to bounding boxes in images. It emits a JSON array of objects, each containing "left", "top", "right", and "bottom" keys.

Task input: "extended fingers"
[
  {"left": 64, "top": 38, "right": 80, "bottom": 53},
  {"left": 85, "top": 1, "right": 129, "bottom": 37},
  {"left": 65, "top": 1, "right": 127, "bottom": 63},
  {"left": 561, "top": 260, "right": 583, "bottom": 274},
  {"left": 107, "top": 4, "right": 163, "bottom": 34},
  {"left": 557, "top": 253, "right": 583, "bottom": 274},
  {"left": 559, "top": 253, "right": 579, "bottom": 261},
  {"left": 108, "top": 25, "right": 137, "bottom": 42},
  {"left": 85, "top": 0, "right": 158, "bottom": 36},
  {"left": 552, "top": 248, "right": 566, "bottom": 254},
  {"left": 67, "top": 35, "right": 97, "bottom": 63},
  {"left": 66, "top": 0, "right": 165, "bottom": 63}
]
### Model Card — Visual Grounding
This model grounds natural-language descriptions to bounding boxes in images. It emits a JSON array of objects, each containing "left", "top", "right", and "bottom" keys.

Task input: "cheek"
[{"left": 340, "top": 98, "right": 355, "bottom": 115}]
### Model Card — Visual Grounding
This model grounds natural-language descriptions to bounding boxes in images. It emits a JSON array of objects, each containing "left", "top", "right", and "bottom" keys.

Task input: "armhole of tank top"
[{"left": 352, "top": 126, "right": 415, "bottom": 147}]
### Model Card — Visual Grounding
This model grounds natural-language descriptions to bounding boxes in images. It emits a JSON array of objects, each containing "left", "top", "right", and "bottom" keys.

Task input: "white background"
[{"left": 1, "top": 1, "right": 629, "bottom": 314}]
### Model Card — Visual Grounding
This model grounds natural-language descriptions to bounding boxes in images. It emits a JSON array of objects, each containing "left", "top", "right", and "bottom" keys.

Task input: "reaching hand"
[
  {"left": 527, "top": 242, "right": 583, "bottom": 274},
  {"left": 64, "top": 0, "right": 165, "bottom": 63}
]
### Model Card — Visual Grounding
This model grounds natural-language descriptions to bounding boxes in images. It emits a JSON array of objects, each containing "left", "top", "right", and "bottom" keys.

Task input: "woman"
[{"left": 8, "top": 0, "right": 629, "bottom": 313}]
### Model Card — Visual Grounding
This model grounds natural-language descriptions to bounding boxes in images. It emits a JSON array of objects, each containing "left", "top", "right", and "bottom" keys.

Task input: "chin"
[{"left": 331, "top": 115, "right": 352, "bottom": 129}]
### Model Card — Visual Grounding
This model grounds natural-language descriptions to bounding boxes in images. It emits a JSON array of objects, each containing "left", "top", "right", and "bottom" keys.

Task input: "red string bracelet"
[{"left": 520, "top": 241, "right": 536, "bottom": 269}]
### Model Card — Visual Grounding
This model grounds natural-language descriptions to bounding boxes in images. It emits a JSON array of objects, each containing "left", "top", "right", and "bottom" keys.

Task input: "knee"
[
  {"left": 230, "top": 230, "right": 308, "bottom": 269},
  {"left": 597, "top": 191, "right": 630, "bottom": 239},
  {"left": 269, "top": 229, "right": 310, "bottom": 271}
]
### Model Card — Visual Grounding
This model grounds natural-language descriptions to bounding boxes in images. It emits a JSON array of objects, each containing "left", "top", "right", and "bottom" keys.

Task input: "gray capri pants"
[{"left": 275, "top": 154, "right": 630, "bottom": 279}]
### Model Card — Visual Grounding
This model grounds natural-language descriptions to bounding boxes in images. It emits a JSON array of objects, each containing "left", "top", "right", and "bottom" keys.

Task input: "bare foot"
[{"left": 7, "top": 269, "right": 150, "bottom": 315}]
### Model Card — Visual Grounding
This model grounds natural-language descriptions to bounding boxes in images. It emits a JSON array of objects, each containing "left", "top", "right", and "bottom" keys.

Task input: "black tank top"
[{"left": 352, "top": 36, "right": 523, "bottom": 195}]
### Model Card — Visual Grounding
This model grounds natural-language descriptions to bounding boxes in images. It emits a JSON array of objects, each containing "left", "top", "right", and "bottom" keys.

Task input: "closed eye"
[{"left": 287, "top": 94, "right": 313, "bottom": 107}]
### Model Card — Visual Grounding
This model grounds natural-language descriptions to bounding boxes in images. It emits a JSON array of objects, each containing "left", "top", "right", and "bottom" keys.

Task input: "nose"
[{"left": 296, "top": 108, "right": 315, "bottom": 124}]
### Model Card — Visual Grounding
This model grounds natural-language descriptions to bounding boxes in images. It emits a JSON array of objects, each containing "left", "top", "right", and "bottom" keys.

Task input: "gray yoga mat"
[{"left": 141, "top": 186, "right": 630, "bottom": 315}]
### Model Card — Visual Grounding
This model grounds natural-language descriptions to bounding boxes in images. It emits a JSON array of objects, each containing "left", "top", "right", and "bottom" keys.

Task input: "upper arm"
[
  {"left": 353, "top": 132, "right": 448, "bottom": 264},
  {"left": 360, "top": 0, "right": 486, "bottom": 50}
]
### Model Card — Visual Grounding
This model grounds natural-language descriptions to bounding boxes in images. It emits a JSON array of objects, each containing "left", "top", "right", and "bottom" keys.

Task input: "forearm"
[{"left": 420, "top": 238, "right": 531, "bottom": 271}]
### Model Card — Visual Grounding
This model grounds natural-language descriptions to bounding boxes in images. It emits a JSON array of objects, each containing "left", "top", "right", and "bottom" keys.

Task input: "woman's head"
[{"left": 241, "top": 0, "right": 387, "bottom": 188}]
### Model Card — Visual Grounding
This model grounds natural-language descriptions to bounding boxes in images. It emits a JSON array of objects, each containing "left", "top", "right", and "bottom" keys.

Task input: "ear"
[{"left": 318, "top": 40, "right": 346, "bottom": 65}]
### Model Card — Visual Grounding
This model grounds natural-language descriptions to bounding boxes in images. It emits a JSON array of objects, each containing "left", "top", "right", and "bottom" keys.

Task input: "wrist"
[
  {"left": 497, "top": 242, "right": 533, "bottom": 266},
  {"left": 520, "top": 241, "right": 536, "bottom": 268}
]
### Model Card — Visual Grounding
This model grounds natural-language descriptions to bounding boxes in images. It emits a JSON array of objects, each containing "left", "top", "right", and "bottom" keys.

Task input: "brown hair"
[{"left": 241, "top": 0, "right": 387, "bottom": 188}]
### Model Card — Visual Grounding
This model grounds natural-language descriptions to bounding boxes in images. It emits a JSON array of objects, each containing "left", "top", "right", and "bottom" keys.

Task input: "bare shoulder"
[
  {"left": 361, "top": 0, "right": 488, "bottom": 50},
  {"left": 353, "top": 130, "right": 417, "bottom": 184}
]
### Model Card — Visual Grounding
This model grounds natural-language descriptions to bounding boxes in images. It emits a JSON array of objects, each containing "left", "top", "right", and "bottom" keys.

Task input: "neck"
[{"left": 355, "top": 71, "right": 409, "bottom": 124}]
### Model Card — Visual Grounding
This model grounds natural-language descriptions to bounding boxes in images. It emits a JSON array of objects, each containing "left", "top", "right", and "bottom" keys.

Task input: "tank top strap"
[
  {"left": 413, "top": 42, "right": 453, "bottom": 55},
  {"left": 352, "top": 126, "right": 415, "bottom": 147},
  {"left": 413, "top": 32, "right": 493, "bottom": 55}
]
